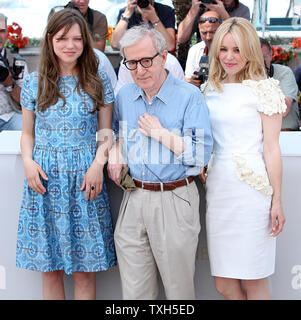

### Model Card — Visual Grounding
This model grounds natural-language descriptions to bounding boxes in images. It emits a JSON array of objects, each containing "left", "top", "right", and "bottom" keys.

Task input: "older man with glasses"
[
  {"left": 108, "top": 24, "right": 213, "bottom": 300},
  {"left": 185, "top": 10, "right": 222, "bottom": 88}
]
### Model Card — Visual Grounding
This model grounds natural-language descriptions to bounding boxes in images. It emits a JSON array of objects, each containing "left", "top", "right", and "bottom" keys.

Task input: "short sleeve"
[
  {"left": 238, "top": 5, "right": 250, "bottom": 20},
  {"left": 20, "top": 72, "right": 38, "bottom": 111},
  {"left": 242, "top": 78, "right": 287, "bottom": 116},
  {"left": 115, "top": 9, "right": 123, "bottom": 26},
  {"left": 92, "top": 10, "right": 107, "bottom": 42},
  {"left": 98, "top": 69, "right": 115, "bottom": 105},
  {"left": 156, "top": 4, "right": 175, "bottom": 29}
]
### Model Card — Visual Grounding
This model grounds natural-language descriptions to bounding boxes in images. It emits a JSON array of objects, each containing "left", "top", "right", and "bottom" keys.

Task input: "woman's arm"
[
  {"left": 95, "top": 102, "right": 114, "bottom": 166},
  {"left": 107, "top": 138, "right": 126, "bottom": 186},
  {"left": 261, "top": 112, "right": 286, "bottom": 237},
  {"left": 81, "top": 102, "right": 114, "bottom": 200},
  {"left": 21, "top": 107, "right": 48, "bottom": 194}
]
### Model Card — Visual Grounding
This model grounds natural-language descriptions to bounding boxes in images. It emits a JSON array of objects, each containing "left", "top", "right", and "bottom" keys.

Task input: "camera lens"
[
  {"left": 137, "top": 0, "right": 150, "bottom": 9},
  {"left": 0, "top": 60, "right": 9, "bottom": 82}
]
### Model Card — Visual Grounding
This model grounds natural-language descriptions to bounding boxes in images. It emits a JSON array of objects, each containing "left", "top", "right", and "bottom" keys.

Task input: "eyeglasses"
[
  {"left": 199, "top": 17, "right": 221, "bottom": 24},
  {"left": 123, "top": 52, "right": 160, "bottom": 70}
]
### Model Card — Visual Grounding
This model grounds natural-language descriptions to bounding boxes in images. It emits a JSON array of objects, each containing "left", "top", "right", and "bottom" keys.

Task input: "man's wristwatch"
[
  {"left": 121, "top": 14, "right": 130, "bottom": 23},
  {"left": 152, "top": 20, "right": 160, "bottom": 27},
  {"left": 5, "top": 83, "right": 14, "bottom": 92}
]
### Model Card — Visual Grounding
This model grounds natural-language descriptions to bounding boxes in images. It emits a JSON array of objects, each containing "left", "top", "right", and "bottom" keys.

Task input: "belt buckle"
[{"left": 160, "top": 182, "right": 163, "bottom": 192}]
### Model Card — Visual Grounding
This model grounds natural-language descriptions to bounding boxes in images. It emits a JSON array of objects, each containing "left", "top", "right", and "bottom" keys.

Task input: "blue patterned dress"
[{"left": 16, "top": 70, "right": 117, "bottom": 275}]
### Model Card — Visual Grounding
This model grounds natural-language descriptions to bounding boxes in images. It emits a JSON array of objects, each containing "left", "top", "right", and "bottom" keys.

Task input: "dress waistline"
[
  {"left": 212, "top": 152, "right": 263, "bottom": 158},
  {"left": 34, "top": 144, "right": 96, "bottom": 153}
]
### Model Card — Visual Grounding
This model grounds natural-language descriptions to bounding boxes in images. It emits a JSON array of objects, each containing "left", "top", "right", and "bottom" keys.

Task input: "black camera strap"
[
  {"left": 268, "top": 64, "right": 274, "bottom": 77},
  {"left": 0, "top": 48, "right": 9, "bottom": 67},
  {"left": 86, "top": 7, "right": 94, "bottom": 35},
  {"left": 1, "top": 48, "right": 6, "bottom": 60},
  {"left": 264, "top": 61, "right": 274, "bottom": 77},
  {"left": 198, "top": 46, "right": 208, "bottom": 65}
]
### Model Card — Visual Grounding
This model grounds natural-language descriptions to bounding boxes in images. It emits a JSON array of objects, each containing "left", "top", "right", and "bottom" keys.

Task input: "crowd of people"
[{"left": 0, "top": 0, "right": 300, "bottom": 300}]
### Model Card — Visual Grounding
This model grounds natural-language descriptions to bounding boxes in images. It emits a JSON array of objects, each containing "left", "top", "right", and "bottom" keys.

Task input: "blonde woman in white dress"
[{"left": 202, "top": 17, "right": 286, "bottom": 299}]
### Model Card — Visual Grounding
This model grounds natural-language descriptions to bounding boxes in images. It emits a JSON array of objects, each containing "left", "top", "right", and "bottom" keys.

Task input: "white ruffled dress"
[{"left": 203, "top": 78, "right": 286, "bottom": 279}]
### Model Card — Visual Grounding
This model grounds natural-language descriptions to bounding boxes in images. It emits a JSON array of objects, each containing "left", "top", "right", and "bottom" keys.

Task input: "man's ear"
[{"left": 161, "top": 49, "right": 168, "bottom": 66}]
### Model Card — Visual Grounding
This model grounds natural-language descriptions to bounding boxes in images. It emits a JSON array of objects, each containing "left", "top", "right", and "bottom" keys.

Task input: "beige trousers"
[{"left": 114, "top": 181, "right": 200, "bottom": 300}]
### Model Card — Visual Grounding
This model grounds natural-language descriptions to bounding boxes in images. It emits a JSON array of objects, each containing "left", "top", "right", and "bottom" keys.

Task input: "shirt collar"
[{"left": 133, "top": 70, "right": 174, "bottom": 105}]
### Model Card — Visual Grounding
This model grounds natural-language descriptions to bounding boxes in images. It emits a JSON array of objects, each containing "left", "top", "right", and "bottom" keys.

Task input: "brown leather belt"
[{"left": 133, "top": 176, "right": 194, "bottom": 192}]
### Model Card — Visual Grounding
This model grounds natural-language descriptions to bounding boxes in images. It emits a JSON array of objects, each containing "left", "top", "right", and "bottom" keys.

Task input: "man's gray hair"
[
  {"left": 0, "top": 13, "right": 7, "bottom": 28},
  {"left": 119, "top": 24, "right": 167, "bottom": 58}
]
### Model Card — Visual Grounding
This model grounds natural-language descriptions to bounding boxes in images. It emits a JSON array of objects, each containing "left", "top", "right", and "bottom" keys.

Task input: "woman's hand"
[
  {"left": 270, "top": 201, "right": 286, "bottom": 237},
  {"left": 23, "top": 159, "right": 48, "bottom": 194},
  {"left": 80, "top": 161, "right": 104, "bottom": 201}
]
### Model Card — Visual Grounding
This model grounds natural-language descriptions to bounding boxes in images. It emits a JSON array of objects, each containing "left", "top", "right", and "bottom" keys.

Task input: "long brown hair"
[{"left": 37, "top": 8, "right": 103, "bottom": 112}]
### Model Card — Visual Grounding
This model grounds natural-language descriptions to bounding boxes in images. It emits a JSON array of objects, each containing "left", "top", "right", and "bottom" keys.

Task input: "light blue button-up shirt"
[{"left": 113, "top": 71, "right": 213, "bottom": 182}]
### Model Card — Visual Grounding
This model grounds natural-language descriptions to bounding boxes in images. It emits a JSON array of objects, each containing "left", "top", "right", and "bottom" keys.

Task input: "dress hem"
[
  {"left": 210, "top": 270, "right": 275, "bottom": 280},
  {"left": 16, "top": 262, "right": 117, "bottom": 275}
]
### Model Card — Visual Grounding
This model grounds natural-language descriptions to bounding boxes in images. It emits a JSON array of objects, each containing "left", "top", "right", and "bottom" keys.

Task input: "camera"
[
  {"left": 193, "top": 56, "right": 209, "bottom": 83},
  {"left": 0, "top": 56, "right": 26, "bottom": 83},
  {"left": 137, "top": 0, "right": 150, "bottom": 9},
  {"left": 12, "top": 57, "right": 26, "bottom": 80},
  {"left": 201, "top": 0, "right": 217, "bottom": 4},
  {"left": 0, "top": 56, "right": 9, "bottom": 82},
  {"left": 200, "top": 1, "right": 216, "bottom": 11}
]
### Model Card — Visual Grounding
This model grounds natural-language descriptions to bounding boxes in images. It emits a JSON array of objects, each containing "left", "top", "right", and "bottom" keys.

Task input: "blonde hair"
[
  {"left": 38, "top": 9, "right": 103, "bottom": 112},
  {"left": 208, "top": 17, "right": 266, "bottom": 92}
]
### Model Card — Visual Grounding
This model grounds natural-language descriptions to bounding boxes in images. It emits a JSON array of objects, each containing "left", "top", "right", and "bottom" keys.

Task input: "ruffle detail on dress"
[
  {"left": 242, "top": 78, "right": 287, "bottom": 116},
  {"left": 232, "top": 153, "right": 273, "bottom": 196}
]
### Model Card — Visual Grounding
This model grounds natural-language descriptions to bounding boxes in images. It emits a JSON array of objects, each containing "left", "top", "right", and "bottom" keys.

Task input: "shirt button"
[{"left": 142, "top": 171, "right": 145, "bottom": 176}]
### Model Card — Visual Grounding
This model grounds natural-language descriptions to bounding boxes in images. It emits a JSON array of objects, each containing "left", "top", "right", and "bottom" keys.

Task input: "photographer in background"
[
  {"left": 49, "top": 0, "right": 108, "bottom": 52},
  {"left": 178, "top": 0, "right": 250, "bottom": 45},
  {"left": 0, "top": 13, "right": 28, "bottom": 132},
  {"left": 111, "top": 0, "right": 176, "bottom": 52},
  {"left": 185, "top": 11, "right": 221, "bottom": 88},
  {"left": 260, "top": 37, "right": 300, "bottom": 131}
]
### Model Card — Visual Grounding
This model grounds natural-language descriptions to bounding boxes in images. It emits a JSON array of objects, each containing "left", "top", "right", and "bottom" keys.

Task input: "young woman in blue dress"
[{"left": 16, "top": 8, "right": 116, "bottom": 299}]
